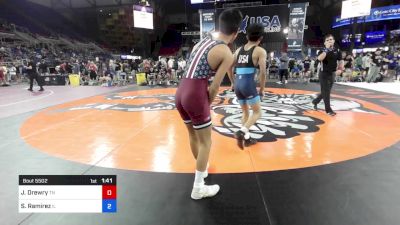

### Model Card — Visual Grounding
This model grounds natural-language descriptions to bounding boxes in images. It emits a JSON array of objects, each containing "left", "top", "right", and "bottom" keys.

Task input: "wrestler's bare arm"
[{"left": 208, "top": 45, "right": 234, "bottom": 102}]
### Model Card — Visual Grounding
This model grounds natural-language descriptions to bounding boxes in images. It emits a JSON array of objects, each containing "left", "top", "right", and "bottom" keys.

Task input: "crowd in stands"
[
  {"left": 0, "top": 42, "right": 187, "bottom": 88},
  {"left": 0, "top": 42, "right": 113, "bottom": 85},
  {"left": 0, "top": 17, "right": 191, "bottom": 88},
  {"left": 268, "top": 47, "right": 400, "bottom": 85},
  {"left": 2, "top": 16, "right": 400, "bottom": 88},
  {"left": 0, "top": 19, "right": 14, "bottom": 33},
  {"left": 339, "top": 48, "right": 400, "bottom": 83},
  {"left": 144, "top": 57, "right": 187, "bottom": 86},
  {"left": 268, "top": 53, "right": 319, "bottom": 84}
]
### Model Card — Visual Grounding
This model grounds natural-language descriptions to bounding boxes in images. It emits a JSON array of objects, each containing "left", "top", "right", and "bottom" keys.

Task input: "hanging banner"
[
  {"left": 216, "top": 5, "right": 289, "bottom": 46},
  {"left": 287, "top": 2, "right": 308, "bottom": 51},
  {"left": 199, "top": 9, "right": 216, "bottom": 40}
]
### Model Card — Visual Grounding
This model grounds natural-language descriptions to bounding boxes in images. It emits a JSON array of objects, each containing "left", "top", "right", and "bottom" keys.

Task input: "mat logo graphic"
[
  {"left": 213, "top": 90, "right": 381, "bottom": 142},
  {"left": 57, "top": 94, "right": 176, "bottom": 112},
  {"left": 57, "top": 91, "right": 381, "bottom": 142}
]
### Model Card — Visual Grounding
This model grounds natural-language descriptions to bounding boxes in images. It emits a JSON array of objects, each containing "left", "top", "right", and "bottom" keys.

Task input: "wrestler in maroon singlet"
[
  {"left": 174, "top": 8, "right": 242, "bottom": 200},
  {"left": 175, "top": 38, "right": 225, "bottom": 129}
]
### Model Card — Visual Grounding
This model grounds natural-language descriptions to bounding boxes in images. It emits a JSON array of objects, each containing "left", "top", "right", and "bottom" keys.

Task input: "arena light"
[
  {"left": 139, "top": 0, "right": 150, "bottom": 6},
  {"left": 283, "top": 27, "right": 289, "bottom": 34}
]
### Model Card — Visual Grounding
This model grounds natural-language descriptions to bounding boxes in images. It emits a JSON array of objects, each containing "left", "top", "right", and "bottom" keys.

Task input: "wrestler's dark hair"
[
  {"left": 246, "top": 23, "right": 265, "bottom": 42},
  {"left": 219, "top": 8, "right": 243, "bottom": 35}
]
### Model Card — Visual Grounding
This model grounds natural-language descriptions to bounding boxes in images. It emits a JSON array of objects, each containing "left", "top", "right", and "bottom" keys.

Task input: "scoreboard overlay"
[{"left": 19, "top": 175, "right": 117, "bottom": 213}]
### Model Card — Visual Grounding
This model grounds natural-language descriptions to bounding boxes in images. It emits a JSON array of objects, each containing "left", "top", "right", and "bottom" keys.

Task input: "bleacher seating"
[{"left": 0, "top": 0, "right": 86, "bottom": 40}]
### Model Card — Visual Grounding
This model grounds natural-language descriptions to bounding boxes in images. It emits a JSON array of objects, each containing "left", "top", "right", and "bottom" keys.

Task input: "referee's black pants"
[
  {"left": 279, "top": 69, "right": 288, "bottom": 82},
  {"left": 313, "top": 71, "right": 334, "bottom": 113},
  {"left": 28, "top": 73, "right": 43, "bottom": 90}
]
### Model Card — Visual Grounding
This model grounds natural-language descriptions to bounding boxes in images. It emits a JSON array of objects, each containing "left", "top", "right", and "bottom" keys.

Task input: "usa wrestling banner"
[
  {"left": 287, "top": 2, "right": 308, "bottom": 51},
  {"left": 200, "top": 9, "right": 216, "bottom": 40},
  {"left": 216, "top": 5, "right": 289, "bottom": 46}
]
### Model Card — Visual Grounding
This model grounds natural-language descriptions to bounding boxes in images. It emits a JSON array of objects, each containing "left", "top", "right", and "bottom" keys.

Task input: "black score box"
[{"left": 18, "top": 175, "right": 117, "bottom": 213}]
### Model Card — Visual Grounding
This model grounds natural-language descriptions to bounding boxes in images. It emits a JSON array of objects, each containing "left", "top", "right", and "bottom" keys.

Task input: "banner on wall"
[
  {"left": 216, "top": 5, "right": 289, "bottom": 46},
  {"left": 199, "top": 9, "right": 216, "bottom": 40},
  {"left": 287, "top": 2, "right": 308, "bottom": 51}
]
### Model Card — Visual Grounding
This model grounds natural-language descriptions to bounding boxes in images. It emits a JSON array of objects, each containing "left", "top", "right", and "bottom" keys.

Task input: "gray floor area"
[{"left": 1, "top": 112, "right": 92, "bottom": 225}]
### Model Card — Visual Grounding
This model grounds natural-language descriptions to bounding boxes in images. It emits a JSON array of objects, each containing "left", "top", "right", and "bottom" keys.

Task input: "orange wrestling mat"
[{"left": 20, "top": 88, "right": 400, "bottom": 173}]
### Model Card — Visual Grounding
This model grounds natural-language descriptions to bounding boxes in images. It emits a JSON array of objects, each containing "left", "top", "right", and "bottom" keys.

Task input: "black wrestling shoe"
[
  {"left": 39, "top": 88, "right": 44, "bottom": 91},
  {"left": 27, "top": 88, "right": 33, "bottom": 91},
  {"left": 244, "top": 138, "right": 257, "bottom": 147},
  {"left": 327, "top": 111, "right": 337, "bottom": 116},
  {"left": 234, "top": 130, "right": 245, "bottom": 150}
]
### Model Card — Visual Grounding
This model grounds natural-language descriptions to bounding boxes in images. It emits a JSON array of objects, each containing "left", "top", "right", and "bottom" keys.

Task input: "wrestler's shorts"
[{"left": 175, "top": 78, "right": 212, "bottom": 129}]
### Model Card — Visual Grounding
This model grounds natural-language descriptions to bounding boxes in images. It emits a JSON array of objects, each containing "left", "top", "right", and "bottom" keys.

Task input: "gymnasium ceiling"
[
  {"left": 27, "top": 0, "right": 342, "bottom": 10},
  {"left": 27, "top": 0, "right": 140, "bottom": 9}
]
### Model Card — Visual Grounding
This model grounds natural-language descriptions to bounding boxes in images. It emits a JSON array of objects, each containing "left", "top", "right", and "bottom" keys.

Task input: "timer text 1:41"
[{"left": 102, "top": 178, "right": 113, "bottom": 184}]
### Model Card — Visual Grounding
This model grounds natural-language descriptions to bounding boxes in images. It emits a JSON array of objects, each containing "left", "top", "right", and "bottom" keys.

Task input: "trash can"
[
  {"left": 136, "top": 73, "right": 147, "bottom": 85},
  {"left": 69, "top": 74, "right": 80, "bottom": 87}
]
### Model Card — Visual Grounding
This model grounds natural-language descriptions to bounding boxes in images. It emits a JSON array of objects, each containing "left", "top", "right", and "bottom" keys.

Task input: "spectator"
[
  {"left": 362, "top": 53, "right": 371, "bottom": 76},
  {"left": 8, "top": 64, "right": 17, "bottom": 83},
  {"left": 366, "top": 49, "right": 383, "bottom": 83},
  {"left": 0, "top": 64, "right": 9, "bottom": 86},
  {"left": 88, "top": 61, "right": 98, "bottom": 80},
  {"left": 278, "top": 52, "right": 289, "bottom": 84},
  {"left": 302, "top": 56, "right": 311, "bottom": 83},
  {"left": 354, "top": 54, "right": 363, "bottom": 70}
]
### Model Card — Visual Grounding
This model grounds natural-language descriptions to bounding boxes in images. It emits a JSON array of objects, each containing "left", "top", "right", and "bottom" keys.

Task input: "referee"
[
  {"left": 312, "top": 34, "right": 343, "bottom": 116},
  {"left": 26, "top": 58, "right": 44, "bottom": 92}
]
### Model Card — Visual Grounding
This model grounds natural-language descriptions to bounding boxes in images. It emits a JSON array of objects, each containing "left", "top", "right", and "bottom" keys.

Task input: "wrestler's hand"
[
  {"left": 259, "top": 89, "right": 264, "bottom": 102},
  {"left": 207, "top": 90, "right": 213, "bottom": 105}
]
